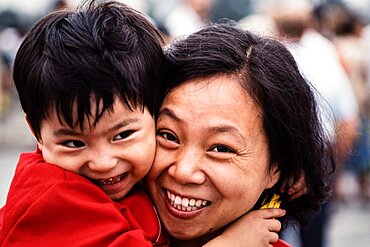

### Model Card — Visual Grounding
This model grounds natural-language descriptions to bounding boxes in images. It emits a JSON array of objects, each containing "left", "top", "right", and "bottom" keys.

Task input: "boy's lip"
[{"left": 90, "top": 172, "right": 128, "bottom": 186}]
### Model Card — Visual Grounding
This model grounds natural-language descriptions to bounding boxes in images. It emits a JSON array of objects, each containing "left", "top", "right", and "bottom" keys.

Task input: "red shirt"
[{"left": 0, "top": 150, "right": 168, "bottom": 246}]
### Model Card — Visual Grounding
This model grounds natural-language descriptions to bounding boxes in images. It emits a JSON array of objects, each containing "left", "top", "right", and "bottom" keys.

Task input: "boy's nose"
[{"left": 87, "top": 153, "right": 118, "bottom": 172}]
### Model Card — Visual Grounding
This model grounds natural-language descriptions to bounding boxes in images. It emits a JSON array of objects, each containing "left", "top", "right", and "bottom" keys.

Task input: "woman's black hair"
[{"left": 164, "top": 22, "right": 334, "bottom": 225}]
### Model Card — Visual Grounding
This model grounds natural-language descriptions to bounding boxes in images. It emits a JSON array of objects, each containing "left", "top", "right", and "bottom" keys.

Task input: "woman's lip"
[
  {"left": 166, "top": 189, "right": 209, "bottom": 207},
  {"left": 162, "top": 189, "right": 209, "bottom": 219}
]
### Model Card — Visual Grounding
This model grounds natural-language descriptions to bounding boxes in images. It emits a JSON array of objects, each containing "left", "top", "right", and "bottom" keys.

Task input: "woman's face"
[{"left": 146, "top": 75, "right": 280, "bottom": 240}]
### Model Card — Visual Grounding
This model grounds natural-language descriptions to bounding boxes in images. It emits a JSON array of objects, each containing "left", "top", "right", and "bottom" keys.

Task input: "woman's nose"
[{"left": 168, "top": 149, "right": 206, "bottom": 185}]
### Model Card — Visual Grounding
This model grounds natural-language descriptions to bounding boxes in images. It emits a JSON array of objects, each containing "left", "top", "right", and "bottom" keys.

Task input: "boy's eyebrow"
[
  {"left": 107, "top": 118, "right": 141, "bottom": 133},
  {"left": 53, "top": 128, "right": 82, "bottom": 137},
  {"left": 53, "top": 118, "right": 141, "bottom": 136}
]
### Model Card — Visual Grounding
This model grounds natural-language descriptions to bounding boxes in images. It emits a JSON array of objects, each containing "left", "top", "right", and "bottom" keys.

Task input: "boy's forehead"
[{"left": 46, "top": 96, "right": 144, "bottom": 130}]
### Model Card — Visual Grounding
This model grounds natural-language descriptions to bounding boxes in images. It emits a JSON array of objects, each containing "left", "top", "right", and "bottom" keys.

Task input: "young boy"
[
  {"left": 0, "top": 1, "right": 287, "bottom": 246},
  {"left": 0, "top": 1, "right": 168, "bottom": 246}
]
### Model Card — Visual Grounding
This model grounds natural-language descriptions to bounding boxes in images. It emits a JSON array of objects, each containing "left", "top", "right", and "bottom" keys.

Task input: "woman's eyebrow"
[
  {"left": 158, "top": 107, "right": 181, "bottom": 122},
  {"left": 159, "top": 107, "right": 247, "bottom": 141},
  {"left": 209, "top": 125, "right": 247, "bottom": 142}
]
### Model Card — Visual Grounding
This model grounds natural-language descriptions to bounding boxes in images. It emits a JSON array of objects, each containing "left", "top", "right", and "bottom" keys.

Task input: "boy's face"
[{"left": 37, "top": 97, "right": 156, "bottom": 201}]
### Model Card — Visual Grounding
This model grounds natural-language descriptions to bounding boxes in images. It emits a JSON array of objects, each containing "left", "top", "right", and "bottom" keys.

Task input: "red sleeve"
[
  {"left": 0, "top": 206, "right": 4, "bottom": 231},
  {"left": 0, "top": 151, "right": 157, "bottom": 247},
  {"left": 273, "top": 239, "right": 292, "bottom": 247}
]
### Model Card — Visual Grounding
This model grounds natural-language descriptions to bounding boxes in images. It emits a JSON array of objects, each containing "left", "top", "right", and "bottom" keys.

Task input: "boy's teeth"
[
  {"left": 166, "top": 190, "right": 209, "bottom": 212},
  {"left": 93, "top": 173, "right": 126, "bottom": 186}
]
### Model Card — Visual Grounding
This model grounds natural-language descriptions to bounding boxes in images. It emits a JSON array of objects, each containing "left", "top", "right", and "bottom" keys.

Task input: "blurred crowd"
[{"left": 0, "top": 0, "right": 370, "bottom": 246}]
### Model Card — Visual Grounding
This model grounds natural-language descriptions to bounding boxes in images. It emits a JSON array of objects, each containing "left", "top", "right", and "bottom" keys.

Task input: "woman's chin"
[
  {"left": 169, "top": 227, "right": 224, "bottom": 246},
  {"left": 163, "top": 221, "right": 201, "bottom": 239}
]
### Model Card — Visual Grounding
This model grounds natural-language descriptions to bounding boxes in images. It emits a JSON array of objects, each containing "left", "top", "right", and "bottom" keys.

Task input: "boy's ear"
[
  {"left": 25, "top": 115, "right": 36, "bottom": 137},
  {"left": 25, "top": 115, "right": 43, "bottom": 150}
]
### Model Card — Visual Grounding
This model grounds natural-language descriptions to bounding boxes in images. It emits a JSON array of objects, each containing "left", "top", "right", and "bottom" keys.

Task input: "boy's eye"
[
  {"left": 113, "top": 130, "right": 135, "bottom": 141},
  {"left": 208, "top": 145, "right": 235, "bottom": 153},
  {"left": 63, "top": 140, "right": 85, "bottom": 148}
]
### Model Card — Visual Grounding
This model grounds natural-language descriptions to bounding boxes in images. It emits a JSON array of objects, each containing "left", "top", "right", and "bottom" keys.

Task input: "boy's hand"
[
  {"left": 203, "top": 208, "right": 286, "bottom": 247},
  {"left": 281, "top": 173, "right": 308, "bottom": 201}
]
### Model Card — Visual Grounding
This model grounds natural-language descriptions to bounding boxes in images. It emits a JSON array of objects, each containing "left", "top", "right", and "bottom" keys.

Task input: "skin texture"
[
  {"left": 146, "top": 75, "right": 280, "bottom": 244},
  {"left": 36, "top": 97, "right": 156, "bottom": 201}
]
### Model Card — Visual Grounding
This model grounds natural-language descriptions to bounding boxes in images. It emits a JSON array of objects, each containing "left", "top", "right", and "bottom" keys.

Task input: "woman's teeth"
[{"left": 166, "top": 190, "right": 208, "bottom": 211}]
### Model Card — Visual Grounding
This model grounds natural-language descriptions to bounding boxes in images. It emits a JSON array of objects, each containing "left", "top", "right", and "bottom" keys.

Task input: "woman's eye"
[
  {"left": 113, "top": 130, "right": 134, "bottom": 141},
  {"left": 63, "top": 140, "right": 85, "bottom": 148},
  {"left": 158, "top": 131, "right": 178, "bottom": 143},
  {"left": 209, "top": 145, "right": 235, "bottom": 153}
]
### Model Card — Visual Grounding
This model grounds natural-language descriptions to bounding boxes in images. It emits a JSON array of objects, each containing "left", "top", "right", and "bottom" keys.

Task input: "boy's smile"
[
  {"left": 91, "top": 172, "right": 128, "bottom": 186},
  {"left": 36, "top": 97, "right": 156, "bottom": 201}
]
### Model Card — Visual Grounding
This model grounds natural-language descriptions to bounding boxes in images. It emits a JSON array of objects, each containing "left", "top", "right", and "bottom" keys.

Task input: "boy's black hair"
[{"left": 13, "top": 0, "right": 165, "bottom": 140}]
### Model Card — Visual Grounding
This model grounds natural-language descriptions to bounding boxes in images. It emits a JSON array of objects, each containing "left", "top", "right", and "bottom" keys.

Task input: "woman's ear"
[{"left": 266, "top": 163, "right": 280, "bottom": 189}]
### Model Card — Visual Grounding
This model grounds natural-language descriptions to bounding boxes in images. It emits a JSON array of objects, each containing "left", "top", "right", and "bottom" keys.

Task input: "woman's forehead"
[
  {"left": 161, "top": 75, "right": 264, "bottom": 136},
  {"left": 167, "top": 75, "right": 254, "bottom": 109}
]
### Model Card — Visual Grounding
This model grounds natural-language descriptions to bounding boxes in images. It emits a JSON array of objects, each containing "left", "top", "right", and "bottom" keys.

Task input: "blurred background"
[{"left": 0, "top": 0, "right": 370, "bottom": 246}]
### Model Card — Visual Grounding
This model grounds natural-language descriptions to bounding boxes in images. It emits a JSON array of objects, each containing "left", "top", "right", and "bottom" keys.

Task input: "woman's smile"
[{"left": 163, "top": 189, "right": 210, "bottom": 220}]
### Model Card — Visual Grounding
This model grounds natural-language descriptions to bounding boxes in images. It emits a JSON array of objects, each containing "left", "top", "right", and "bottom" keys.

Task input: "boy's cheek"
[
  {"left": 37, "top": 143, "right": 69, "bottom": 170},
  {"left": 144, "top": 160, "right": 158, "bottom": 181},
  {"left": 38, "top": 144, "right": 56, "bottom": 166},
  {"left": 144, "top": 157, "right": 160, "bottom": 183},
  {"left": 37, "top": 142, "right": 43, "bottom": 152},
  {"left": 146, "top": 147, "right": 169, "bottom": 180}
]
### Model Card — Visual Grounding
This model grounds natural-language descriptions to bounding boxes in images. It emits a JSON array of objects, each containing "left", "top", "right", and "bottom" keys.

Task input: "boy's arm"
[
  {"left": 0, "top": 155, "right": 160, "bottom": 247},
  {"left": 203, "top": 208, "right": 285, "bottom": 247},
  {"left": 1, "top": 179, "right": 155, "bottom": 246}
]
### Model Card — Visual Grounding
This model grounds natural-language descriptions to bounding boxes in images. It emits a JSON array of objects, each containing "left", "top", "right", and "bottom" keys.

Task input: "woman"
[{"left": 145, "top": 23, "right": 334, "bottom": 246}]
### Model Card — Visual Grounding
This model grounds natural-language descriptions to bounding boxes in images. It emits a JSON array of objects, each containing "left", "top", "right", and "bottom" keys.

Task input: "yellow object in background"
[
  {"left": 261, "top": 194, "right": 282, "bottom": 209},
  {"left": 261, "top": 194, "right": 292, "bottom": 247}
]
